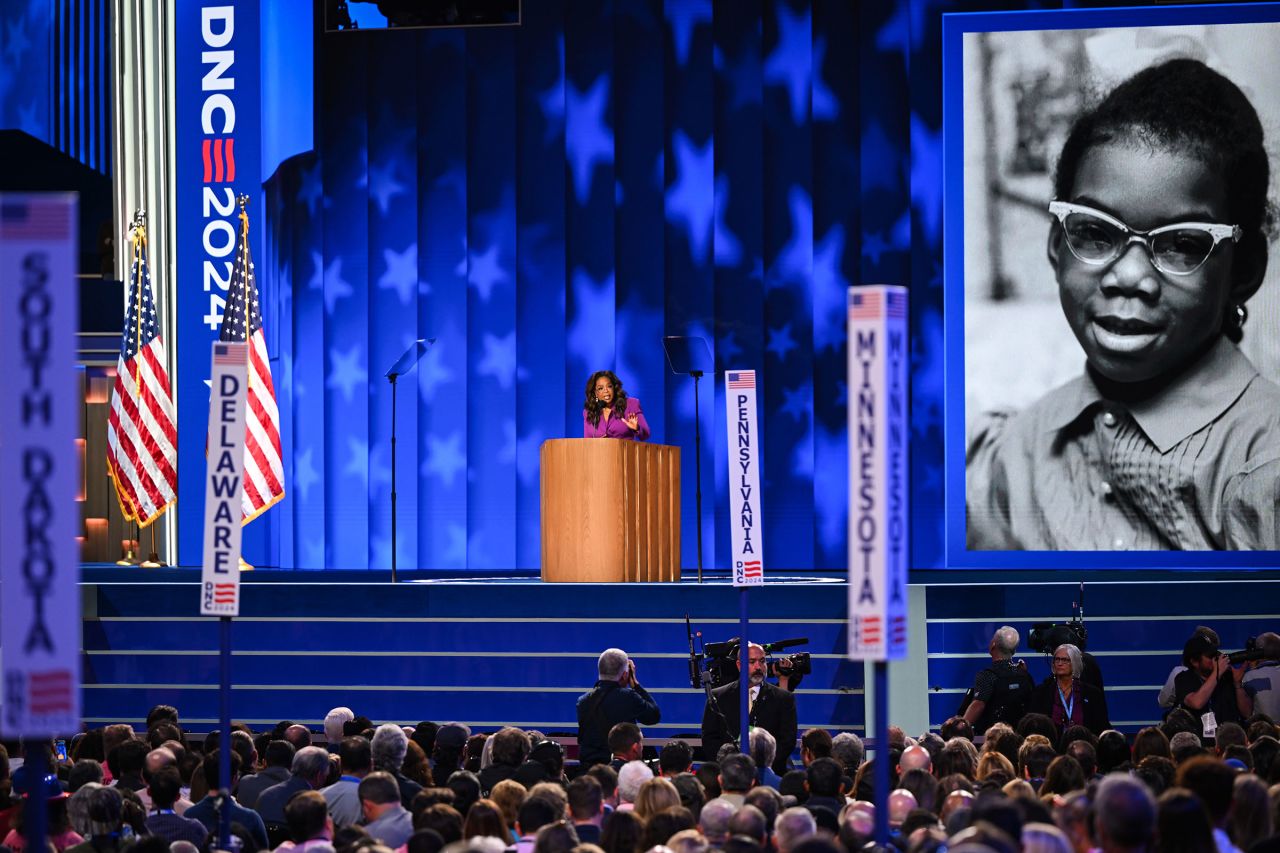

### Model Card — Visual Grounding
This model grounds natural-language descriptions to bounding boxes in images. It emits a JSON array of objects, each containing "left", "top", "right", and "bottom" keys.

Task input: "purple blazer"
[{"left": 583, "top": 396, "right": 650, "bottom": 441}]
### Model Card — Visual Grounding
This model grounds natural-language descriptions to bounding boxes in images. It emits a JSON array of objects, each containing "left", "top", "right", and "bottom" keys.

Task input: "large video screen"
[{"left": 943, "top": 4, "right": 1280, "bottom": 567}]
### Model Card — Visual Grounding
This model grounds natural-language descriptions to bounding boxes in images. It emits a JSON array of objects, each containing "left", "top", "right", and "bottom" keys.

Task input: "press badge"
[{"left": 1201, "top": 710, "right": 1218, "bottom": 740}]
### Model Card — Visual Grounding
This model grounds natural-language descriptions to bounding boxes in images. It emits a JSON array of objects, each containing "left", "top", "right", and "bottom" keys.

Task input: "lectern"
[{"left": 540, "top": 439, "right": 681, "bottom": 582}]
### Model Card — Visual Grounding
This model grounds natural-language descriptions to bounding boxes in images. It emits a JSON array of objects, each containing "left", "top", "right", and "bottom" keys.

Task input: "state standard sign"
[
  {"left": 0, "top": 194, "right": 81, "bottom": 735},
  {"left": 725, "top": 370, "right": 764, "bottom": 587},
  {"left": 201, "top": 341, "right": 249, "bottom": 616},
  {"left": 847, "top": 286, "right": 909, "bottom": 661}
]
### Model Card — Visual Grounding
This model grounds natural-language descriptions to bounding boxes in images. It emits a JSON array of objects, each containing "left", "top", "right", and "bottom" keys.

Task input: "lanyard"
[{"left": 1057, "top": 682, "right": 1075, "bottom": 719}]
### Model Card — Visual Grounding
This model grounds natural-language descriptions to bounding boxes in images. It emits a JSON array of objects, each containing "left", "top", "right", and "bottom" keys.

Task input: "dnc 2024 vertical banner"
[{"left": 175, "top": 1, "right": 261, "bottom": 566}]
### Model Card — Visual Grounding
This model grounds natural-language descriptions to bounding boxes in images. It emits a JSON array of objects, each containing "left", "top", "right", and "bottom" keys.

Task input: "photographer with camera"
[
  {"left": 1174, "top": 634, "right": 1252, "bottom": 738},
  {"left": 576, "top": 648, "right": 661, "bottom": 769},
  {"left": 700, "top": 642, "right": 796, "bottom": 777},
  {"left": 1241, "top": 632, "right": 1280, "bottom": 720}
]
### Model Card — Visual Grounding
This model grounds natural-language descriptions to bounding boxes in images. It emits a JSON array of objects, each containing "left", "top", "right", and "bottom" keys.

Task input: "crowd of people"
[
  {"left": 0, "top": 630, "right": 1277, "bottom": 853},
  {"left": 2, "top": 689, "right": 1280, "bottom": 853}
]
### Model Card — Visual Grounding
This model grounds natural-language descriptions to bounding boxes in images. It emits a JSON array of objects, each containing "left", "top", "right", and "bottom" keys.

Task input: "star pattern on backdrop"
[
  {"left": 811, "top": 37, "right": 837, "bottom": 121},
  {"left": 297, "top": 159, "right": 324, "bottom": 216},
  {"left": 416, "top": 344, "right": 455, "bottom": 404},
  {"left": 316, "top": 256, "right": 354, "bottom": 315},
  {"left": 565, "top": 75, "right": 613, "bottom": 205},
  {"left": 423, "top": 433, "right": 466, "bottom": 488},
  {"left": 768, "top": 187, "right": 813, "bottom": 288},
  {"left": 667, "top": 0, "right": 711, "bottom": 67},
  {"left": 468, "top": 243, "right": 508, "bottom": 302},
  {"left": 782, "top": 385, "right": 810, "bottom": 422},
  {"left": 294, "top": 446, "right": 319, "bottom": 501},
  {"left": 812, "top": 224, "right": 850, "bottom": 350},
  {"left": 378, "top": 243, "right": 419, "bottom": 305},
  {"left": 566, "top": 269, "right": 616, "bottom": 372},
  {"left": 476, "top": 332, "right": 517, "bottom": 389},
  {"left": 367, "top": 159, "right": 407, "bottom": 216},
  {"left": 763, "top": 3, "right": 811, "bottom": 125},
  {"left": 767, "top": 323, "right": 798, "bottom": 362},
  {"left": 326, "top": 344, "right": 368, "bottom": 403},
  {"left": 666, "top": 131, "right": 715, "bottom": 263},
  {"left": 713, "top": 174, "right": 742, "bottom": 268},
  {"left": 6, "top": 16, "right": 30, "bottom": 64}
]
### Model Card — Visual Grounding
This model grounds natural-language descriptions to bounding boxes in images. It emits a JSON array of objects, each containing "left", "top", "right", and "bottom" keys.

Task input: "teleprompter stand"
[{"left": 662, "top": 336, "right": 713, "bottom": 582}]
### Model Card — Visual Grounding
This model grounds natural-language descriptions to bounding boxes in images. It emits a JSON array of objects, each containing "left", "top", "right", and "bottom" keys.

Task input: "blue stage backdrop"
[{"left": 260, "top": 0, "right": 947, "bottom": 571}]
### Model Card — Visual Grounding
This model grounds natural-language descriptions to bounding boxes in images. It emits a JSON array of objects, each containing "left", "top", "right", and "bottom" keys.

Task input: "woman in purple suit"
[{"left": 583, "top": 370, "right": 650, "bottom": 441}]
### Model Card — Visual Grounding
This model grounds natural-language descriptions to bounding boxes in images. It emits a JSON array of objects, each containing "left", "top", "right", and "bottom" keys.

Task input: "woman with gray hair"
[{"left": 1028, "top": 644, "right": 1111, "bottom": 736}]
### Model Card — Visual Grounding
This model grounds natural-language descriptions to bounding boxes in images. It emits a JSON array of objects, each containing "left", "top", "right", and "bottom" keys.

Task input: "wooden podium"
[{"left": 540, "top": 439, "right": 681, "bottom": 582}]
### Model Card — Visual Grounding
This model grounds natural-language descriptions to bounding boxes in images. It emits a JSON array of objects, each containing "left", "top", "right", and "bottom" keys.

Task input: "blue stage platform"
[{"left": 79, "top": 570, "right": 1278, "bottom": 753}]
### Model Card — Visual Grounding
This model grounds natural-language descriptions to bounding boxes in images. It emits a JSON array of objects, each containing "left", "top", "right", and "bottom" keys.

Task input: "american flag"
[
  {"left": 727, "top": 371, "right": 755, "bottom": 389},
  {"left": 859, "top": 615, "right": 882, "bottom": 644},
  {"left": 742, "top": 560, "right": 763, "bottom": 579},
  {"left": 220, "top": 203, "right": 285, "bottom": 522},
  {"left": 106, "top": 227, "right": 178, "bottom": 526}
]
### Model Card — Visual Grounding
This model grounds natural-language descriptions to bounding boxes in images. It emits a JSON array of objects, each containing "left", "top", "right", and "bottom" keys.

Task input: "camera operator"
[
  {"left": 576, "top": 648, "right": 661, "bottom": 769},
  {"left": 1242, "top": 632, "right": 1280, "bottom": 720},
  {"left": 700, "top": 642, "right": 796, "bottom": 777},
  {"left": 959, "top": 626, "right": 1034, "bottom": 735},
  {"left": 1174, "top": 634, "right": 1251, "bottom": 737}
]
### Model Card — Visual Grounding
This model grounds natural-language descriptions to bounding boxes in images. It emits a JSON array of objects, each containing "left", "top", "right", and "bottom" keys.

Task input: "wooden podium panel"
[{"left": 540, "top": 439, "right": 680, "bottom": 582}]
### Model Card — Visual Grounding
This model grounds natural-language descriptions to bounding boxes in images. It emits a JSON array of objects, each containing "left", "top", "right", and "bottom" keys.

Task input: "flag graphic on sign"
[
  {"left": 219, "top": 200, "right": 285, "bottom": 523},
  {"left": 106, "top": 223, "right": 178, "bottom": 527},
  {"left": 850, "top": 291, "right": 882, "bottom": 319},
  {"left": 211, "top": 583, "right": 238, "bottom": 603},
  {"left": 0, "top": 200, "right": 71, "bottom": 239},
  {"left": 885, "top": 291, "right": 907, "bottom": 319},
  {"left": 860, "top": 615, "right": 882, "bottom": 644},
  {"left": 742, "top": 560, "right": 763, "bottom": 579},
  {"left": 28, "top": 670, "right": 74, "bottom": 715},
  {"left": 727, "top": 371, "right": 755, "bottom": 389}
]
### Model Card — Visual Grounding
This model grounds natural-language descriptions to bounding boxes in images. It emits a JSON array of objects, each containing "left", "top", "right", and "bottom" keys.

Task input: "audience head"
[
  {"left": 829, "top": 733, "right": 865, "bottom": 774},
  {"left": 1176, "top": 756, "right": 1235, "bottom": 826},
  {"left": 598, "top": 648, "right": 630, "bottom": 682},
  {"left": 941, "top": 716, "right": 975, "bottom": 743},
  {"left": 659, "top": 740, "right": 693, "bottom": 777},
  {"left": 533, "top": 819, "right": 578, "bottom": 853},
  {"left": 1155, "top": 787, "right": 1215, "bottom": 853},
  {"left": 1169, "top": 731, "right": 1204, "bottom": 765},
  {"left": 774, "top": 806, "right": 817, "bottom": 853},
  {"left": 608, "top": 723, "right": 643, "bottom": 762},
  {"left": 991, "top": 627, "right": 1019, "bottom": 660},
  {"left": 447, "top": 770, "right": 482, "bottom": 818},
  {"left": 372, "top": 724, "right": 409, "bottom": 774},
  {"left": 800, "top": 729, "right": 832, "bottom": 764},
  {"left": 285, "top": 789, "right": 330, "bottom": 843},
  {"left": 698, "top": 797, "right": 739, "bottom": 846},
  {"left": 1094, "top": 773, "right": 1155, "bottom": 851},
  {"left": 490, "top": 727, "right": 532, "bottom": 769},
  {"left": 567, "top": 774, "right": 603, "bottom": 822},
  {"left": 634, "top": 777, "right": 681, "bottom": 821},
  {"left": 463, "top": 798, "right": 509, "bottom": 841},
  {"left": 720, "top": 753, "right": 756, "bottom": 794},
  {"left": 618, "top": 759, "right": 654, "bottom": 804},
  {"left": 324, "top": 707, "right": 355, "bottom": 746},
  {"left": 748, "top": 729, "right": 776, "bottom": 776}
]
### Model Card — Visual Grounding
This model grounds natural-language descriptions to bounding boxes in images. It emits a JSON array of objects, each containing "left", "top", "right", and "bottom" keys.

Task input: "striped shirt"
[{"left": 967, "top": 338, "right": 1280, "bottom": 550}]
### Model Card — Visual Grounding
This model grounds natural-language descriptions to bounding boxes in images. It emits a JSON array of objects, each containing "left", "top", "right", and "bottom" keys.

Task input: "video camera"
[
  {"left": 696, "top": 636, "right": 811, "bottom": 690},
  {"left": 1027, "top": 581, "right": 1088, "bottom": 654},
  {"left": 1027, "top": 621, "right": 1088, "bottom": 654}
]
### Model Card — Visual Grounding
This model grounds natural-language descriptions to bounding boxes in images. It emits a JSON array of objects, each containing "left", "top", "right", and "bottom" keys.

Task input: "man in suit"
[{"left": 701, "top": 642, "right": 797, "bottom": 777}]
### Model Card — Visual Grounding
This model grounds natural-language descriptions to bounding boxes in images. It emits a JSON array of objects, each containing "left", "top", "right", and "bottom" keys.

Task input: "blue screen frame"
[{"left": 942, "top": 2, "right": 1280, "bottom": 568}]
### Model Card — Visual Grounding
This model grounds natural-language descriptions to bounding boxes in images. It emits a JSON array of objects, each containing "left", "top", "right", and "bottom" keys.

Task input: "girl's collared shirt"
[{"left": 968, "top": 338, "right": 1280, "bottom": 550}]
